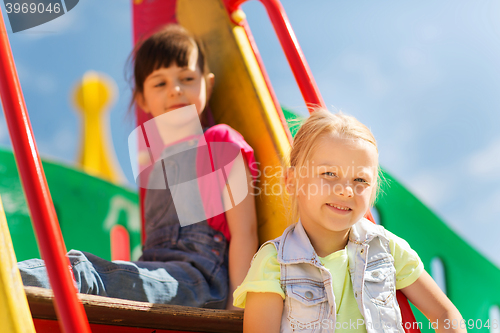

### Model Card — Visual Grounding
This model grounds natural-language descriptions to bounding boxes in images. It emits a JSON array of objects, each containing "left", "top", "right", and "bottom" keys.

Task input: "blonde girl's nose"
[
  {"left": 344, "top": 185, "right": 354, "bottom": 197},
  {"left": 334, "top": 182, "right": 354, "bottom": 197}
]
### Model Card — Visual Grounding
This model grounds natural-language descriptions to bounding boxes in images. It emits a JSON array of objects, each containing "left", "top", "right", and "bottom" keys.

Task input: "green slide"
[{"left": 0, "top": 148, "right": 142, "bottom": 262}]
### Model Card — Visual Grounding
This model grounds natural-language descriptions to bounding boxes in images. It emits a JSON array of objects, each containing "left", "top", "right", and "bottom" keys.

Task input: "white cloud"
[
  {"left": 35, "top": 74, "right": 58, "bottom": 94},
  {"left": 405, "top": 137, "right": 500, "bottom": 218},
  {"left": 444, "top": 188, "right": 500, "bottom": 268},
  {"left": 466, "top": 137, "right": 500, "bottom": 180},
  {"left": 37, "top": 126, "right": 77, "bottom": 163},
  {"left": 418, "top": 24, "right": 443, "bottom": 43},
  {"left": 476, "top": 189, "right": 500, "bottom": 221},
  {"left": 379, "top": 120, "right": 418, "bottom": 168},
  {"left": 104, "top": 0, "right": 131, "bottom": 31},
  {"left": 14, "top": 62, "right": 29, "bottom": 81},
  {"left": 339, "top": 53, "right": 391, "bottom": 98},
  {"left": 12, "top": 61, "right": 59, "bottom": 95},
  {"left": 398, "top": 47, "right": 426, "bottom": 68},
  {"left": 396, "top": 47, "right": 442, "bottom": 90},
  {"left": 0, "top": 114, "right": 8, "bottom": 144},
  {"left": 53, "top": 126, "right": 76, "bottom": 153},
  {"left": 44, "top": 4, "right": 83, "bottom": 33},
  {"left": 399, "top": 137, "right": 500, "bottom": 267},
  {"left": 400, "top": 162, "right": 500, "bottom": 268},
  {"left": 406, "top": 168, "right": 454, "bottom": 208}
]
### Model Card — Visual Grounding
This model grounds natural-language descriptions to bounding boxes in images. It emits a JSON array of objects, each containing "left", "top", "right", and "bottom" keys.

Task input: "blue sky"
[{"left": 1, "top": 0, "right": 499, "bottom": 268}]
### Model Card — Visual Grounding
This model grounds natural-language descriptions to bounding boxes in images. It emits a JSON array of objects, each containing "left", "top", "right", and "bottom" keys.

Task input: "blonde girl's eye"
[
  {"left": 322, "top": 171, "right": 337, "bottom": 177},
  {"left": 355, "top": 178, "right": 370, "bottom": 185}
]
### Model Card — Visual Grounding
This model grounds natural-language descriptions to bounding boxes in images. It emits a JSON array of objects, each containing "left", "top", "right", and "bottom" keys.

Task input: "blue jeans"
[
  {"left": 19, "top": 139, "right": 231, "bottom": 308},
  {"left": 18, "top": 223, "right": 229, "bottom": 309}
]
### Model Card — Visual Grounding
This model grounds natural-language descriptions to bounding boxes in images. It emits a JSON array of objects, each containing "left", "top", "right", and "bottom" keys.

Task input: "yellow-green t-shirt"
[{"left": 233, "top": 229, "right": 424, "bottom": 333}]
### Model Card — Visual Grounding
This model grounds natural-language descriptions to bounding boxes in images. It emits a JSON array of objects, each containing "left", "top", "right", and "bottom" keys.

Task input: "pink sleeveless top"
[{"left": 196, "top": 124, "right": 257, "bottom": 242}]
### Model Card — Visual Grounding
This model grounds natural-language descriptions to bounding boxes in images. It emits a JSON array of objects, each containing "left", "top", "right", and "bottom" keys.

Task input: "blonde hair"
[{"left": 284, "top": 108, "right": 381, "bottom": 224}]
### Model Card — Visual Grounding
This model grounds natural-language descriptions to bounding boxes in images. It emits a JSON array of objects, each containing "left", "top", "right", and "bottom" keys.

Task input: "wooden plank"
[
  {"left": 34, "top": 318, "right": 205, "bottom": 333},
  {"left": 26, "top": 287, "right": 243, "bottom": 333}
]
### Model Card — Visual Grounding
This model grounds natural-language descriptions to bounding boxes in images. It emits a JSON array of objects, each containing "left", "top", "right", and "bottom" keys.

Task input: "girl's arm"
[
  {"left": 244, "top": 292, "right": 283, "bottom": 333},
  {"left": 224, "top": 161, "right": 258, "bottom": 310},
  {"left": 401, "top": 270, "right": 467, "bottom": 333}
]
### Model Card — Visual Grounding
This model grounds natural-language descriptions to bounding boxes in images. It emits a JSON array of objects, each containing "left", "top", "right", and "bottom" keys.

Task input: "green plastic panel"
[
  {"left": 0, "top": 148, "right": 141, "bottom": 262},
  {"left": 376, "top": 172, "right": 500, "bottom": 331}
]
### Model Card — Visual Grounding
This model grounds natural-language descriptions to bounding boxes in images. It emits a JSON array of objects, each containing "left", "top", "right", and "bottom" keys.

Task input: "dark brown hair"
[{"left": 127, "top": 24, "right": 212, "bottom": 123}]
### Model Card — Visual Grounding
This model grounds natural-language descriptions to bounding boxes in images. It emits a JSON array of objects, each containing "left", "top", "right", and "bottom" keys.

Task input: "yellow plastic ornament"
[{"left": 73, "top": 71, "right": 125, "bottom": 184}]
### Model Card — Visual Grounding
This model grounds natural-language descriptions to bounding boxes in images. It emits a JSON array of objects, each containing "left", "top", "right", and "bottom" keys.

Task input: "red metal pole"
[
  {"left": 0, "top": 10, "right": 91, "bottom": 333},
  {"left": 224, "top": 0, "right": 326, "bottom": 113},
  {"left": 258, "top": 0, "right": 326, "bottom": 111}
]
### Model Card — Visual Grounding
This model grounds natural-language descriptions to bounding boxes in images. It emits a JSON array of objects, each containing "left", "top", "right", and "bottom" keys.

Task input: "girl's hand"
[
  {"left": 224, "top": 161, "right": 258, "bottom": 310},
  {"left": 244, "top": 292, "right": 283, "bottom": 333},
  {"left": 401, "top": 270, "right": 467, "bottom": 333}
]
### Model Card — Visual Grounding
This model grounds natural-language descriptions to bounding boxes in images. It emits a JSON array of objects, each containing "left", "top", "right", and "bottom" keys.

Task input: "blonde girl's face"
[
  {"left": 137, "top": 48, "right": 214, "bottom": 119},
  {"left": 289, "top": 134, "right": 378, "bottom": 239}
]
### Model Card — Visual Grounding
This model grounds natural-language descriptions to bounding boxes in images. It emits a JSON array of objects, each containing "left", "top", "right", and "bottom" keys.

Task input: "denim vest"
[
  {"left": 139, "top": 137, "right": 229, "bottom": 308},
  {"left": 266, "top": 219, "right": 404, "bottom": 332}
]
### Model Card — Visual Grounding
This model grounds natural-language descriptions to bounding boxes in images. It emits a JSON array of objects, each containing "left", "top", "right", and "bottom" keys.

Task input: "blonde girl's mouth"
[{"left": 326, "top": 203, "right": 352, "bottom": 213}]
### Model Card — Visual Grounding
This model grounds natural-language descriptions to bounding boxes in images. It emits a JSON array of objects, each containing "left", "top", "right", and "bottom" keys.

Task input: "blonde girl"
[{"left": 234, "top": 109, "right": 465, "bottom": 332}]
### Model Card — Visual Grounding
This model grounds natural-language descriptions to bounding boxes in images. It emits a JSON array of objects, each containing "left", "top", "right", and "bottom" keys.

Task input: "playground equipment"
[
  {"left": 73, "top": 70, "right": 126, "bottom": 185},
  {"left": 0, "top": 195, "right": 36, "bottom": 333},
  {"left": 0, "top": 0, "right": 499, "bottom": 332}
]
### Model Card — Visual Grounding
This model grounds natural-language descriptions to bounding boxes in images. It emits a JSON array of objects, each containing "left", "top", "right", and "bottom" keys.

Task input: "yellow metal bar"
[
  {"left": 178, "top": 0, "right": 292, "bottom": 243},
  {"left": 0, "top": 195, "right": 36, "bottom": 333}
]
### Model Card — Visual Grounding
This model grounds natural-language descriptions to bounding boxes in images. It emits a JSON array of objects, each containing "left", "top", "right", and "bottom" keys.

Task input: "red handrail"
[
  {"left": 0, "top": 10, "right": 91, "bottom": 333},
  {"left": 222, "top": 2, "right": 420, "bottom": 333},
  {"left": 223, "top": 0, "right": 326, "bottom": 112}
]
